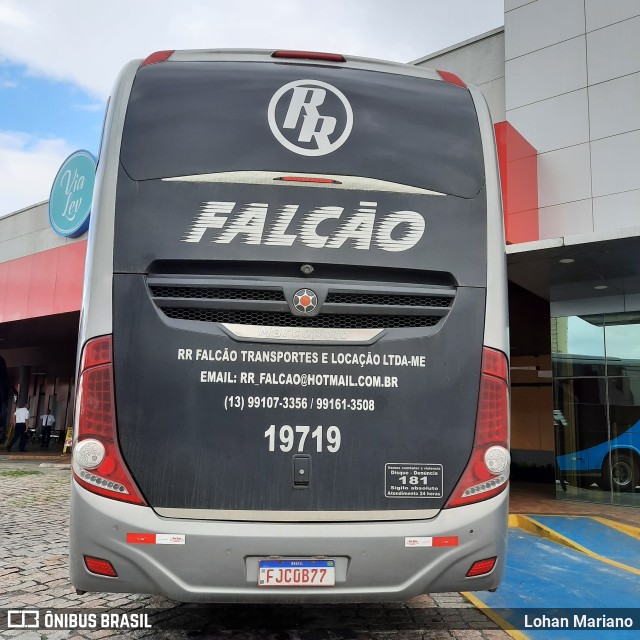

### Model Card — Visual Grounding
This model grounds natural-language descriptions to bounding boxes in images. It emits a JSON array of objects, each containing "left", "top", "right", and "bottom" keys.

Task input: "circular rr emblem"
[
  {"left": 293, "top": 289, "right": 318, "bottom": 314},
  {"left": 268, "top": 79, "right": 353, "bottom": 157}
]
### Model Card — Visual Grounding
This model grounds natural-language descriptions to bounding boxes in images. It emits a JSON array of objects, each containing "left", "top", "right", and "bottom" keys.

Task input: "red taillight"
[
  {"left": 141, "top": 50, "right": 174, "bottom": 66},
  {"left": 437, "top": 69, "right": 467, "bottom": 88},
  {"left": 466, "top": 556, "right": 497, "bottom": 577},
  {"left": 73, "top": 336, "right": 146, "bottom": 505},
  {"left": 84, "top": 555, "right": 118, "bottom": 577},
  {"left": 272, "top": 50, "right": 346, "bottom": 63},
  {"left": 481, "top": 347, "right": 509, "bottom": 381},
  {"left": 275, "top": 176, "right": 341, "bottom": 184},
  {"left": 80, "top": 335, "right": 111, "bottom": 370},
  {"left": 445, "top": 347, "right": 510, "bottom": 508}
]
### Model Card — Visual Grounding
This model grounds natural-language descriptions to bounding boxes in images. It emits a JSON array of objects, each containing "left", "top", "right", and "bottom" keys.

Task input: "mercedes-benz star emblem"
[{"left": 293, "top": 289, "right": 318, "bottom": 314}]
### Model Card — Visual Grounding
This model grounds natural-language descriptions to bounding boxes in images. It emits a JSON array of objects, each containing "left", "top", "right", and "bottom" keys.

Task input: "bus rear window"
[{"left": 120, "top": 61, "right": 485, "bottom": 199}]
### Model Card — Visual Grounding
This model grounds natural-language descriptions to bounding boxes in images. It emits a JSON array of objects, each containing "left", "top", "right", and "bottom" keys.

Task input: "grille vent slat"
[
  {"left": 161, "top": 308, "right": 440, "bottom": 329},
  {"left": 325, "top": 292, "right": 452, "bottom": 308},
  {"left": 149, "top": 286, "right": 284, "bottom": 301}
]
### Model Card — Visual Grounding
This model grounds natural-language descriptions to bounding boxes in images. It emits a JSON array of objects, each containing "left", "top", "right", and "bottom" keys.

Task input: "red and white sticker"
[
  {"left": 127, "top": 533, "right": 185, "bottom": 545},
  {"left": 405, "top": 536, "right": 459, "bottom": 548}
]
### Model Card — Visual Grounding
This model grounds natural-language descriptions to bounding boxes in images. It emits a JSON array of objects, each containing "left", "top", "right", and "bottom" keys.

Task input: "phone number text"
[{"left": 224, "top": 396, "right": 375, "bottom": 411}]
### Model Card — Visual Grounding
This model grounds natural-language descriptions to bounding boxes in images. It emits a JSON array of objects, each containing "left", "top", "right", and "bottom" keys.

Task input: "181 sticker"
[{"left": 385, "top": 463, "right": 443, "bottom": 498}]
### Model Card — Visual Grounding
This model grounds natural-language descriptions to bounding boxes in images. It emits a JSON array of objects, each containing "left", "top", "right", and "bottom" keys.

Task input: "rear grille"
[
  {"left": 325, "top": 292, "right": 452, "bottom": 308},
  {"left": 147, "top": 276, "right": 455, "bottom": 335},
  {"left": 162, "top": 308, "right": 440, "bottom": 329}
]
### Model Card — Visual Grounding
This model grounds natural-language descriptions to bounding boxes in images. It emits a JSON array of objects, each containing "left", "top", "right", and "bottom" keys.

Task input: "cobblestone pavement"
[{"left": 0, "top": 462, "right": 511, "bottom": 640}]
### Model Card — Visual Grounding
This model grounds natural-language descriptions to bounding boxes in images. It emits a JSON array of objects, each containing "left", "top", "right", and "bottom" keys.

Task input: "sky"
[{"left": 0, "top": 0, "right": 504, "bottom": 218}]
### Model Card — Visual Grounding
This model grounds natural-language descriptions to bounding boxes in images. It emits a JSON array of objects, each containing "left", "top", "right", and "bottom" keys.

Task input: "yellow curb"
[
  {"left": 510, "top": 514, "right": 640, "bottom": 576},
  {"left": 508, "top": 514, "right": 521, "bottom": 527},
  {"left": 591, "top": 516, "right": 640, "bottom": 541},
  {"left": 461, "top": 591, "right": 530, "bottom": 640}
]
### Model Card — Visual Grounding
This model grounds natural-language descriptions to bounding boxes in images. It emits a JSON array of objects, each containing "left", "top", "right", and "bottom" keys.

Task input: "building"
[
  {"left": 415, "top": 0, "right": 640, "bottom": 507},
  {"left": 0, "top": 202, "right": 85, "bottom": 444},
  {"left": 2, "top": 1, "right": 639, "bottom": 505}
]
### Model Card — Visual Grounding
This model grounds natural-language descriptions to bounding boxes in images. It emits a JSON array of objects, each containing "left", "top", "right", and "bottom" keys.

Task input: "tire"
[{"left": 601, "top": 452, "right": 639, "bottom": 493}]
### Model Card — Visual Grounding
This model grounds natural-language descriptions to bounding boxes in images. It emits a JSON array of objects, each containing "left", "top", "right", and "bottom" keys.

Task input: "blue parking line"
[
  {"left": 530, "top": 516, "right": 640, "bottom": 570},
  {"left": 475, "top": 528, "right": 640, "bottom": 639}
]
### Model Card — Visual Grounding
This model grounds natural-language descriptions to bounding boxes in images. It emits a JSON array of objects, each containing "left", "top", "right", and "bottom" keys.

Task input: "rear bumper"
[{"left": 70, "top": 480, "right": 509, "bottom": 603}]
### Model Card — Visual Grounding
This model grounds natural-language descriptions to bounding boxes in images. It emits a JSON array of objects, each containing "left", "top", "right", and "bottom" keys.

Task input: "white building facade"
[{"left": 416, "top": 0, "right": 640, "bottom": 506}]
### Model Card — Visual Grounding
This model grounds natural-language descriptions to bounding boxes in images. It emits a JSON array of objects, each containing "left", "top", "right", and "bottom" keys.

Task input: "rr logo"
[{"left": 268, "top": 79, "right": 353, "bottom": 156}]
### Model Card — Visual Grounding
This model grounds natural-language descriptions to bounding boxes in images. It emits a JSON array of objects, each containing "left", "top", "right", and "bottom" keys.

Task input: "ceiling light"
[
  {"left": 559, "top": 258, "right": 574, "bottom": 264},
  {"left": 594, "top": 285, "right": 608, "bottom": 290}
]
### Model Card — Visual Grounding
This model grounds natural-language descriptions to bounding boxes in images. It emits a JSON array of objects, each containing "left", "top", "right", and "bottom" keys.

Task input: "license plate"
[{"left": 258, "top": 559, "right": 335, "bottom": 587}]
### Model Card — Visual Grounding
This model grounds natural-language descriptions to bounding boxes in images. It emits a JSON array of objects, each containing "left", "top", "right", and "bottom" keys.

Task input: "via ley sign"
[{"left": 49, "top": 150, "right": 96, "bottom": 237}]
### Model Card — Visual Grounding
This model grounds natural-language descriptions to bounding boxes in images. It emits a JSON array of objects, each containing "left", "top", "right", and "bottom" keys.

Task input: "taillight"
[
  {"left": 80, "top": 335, "right": 111, "bottom": 369},
  {"left": 141, "top": 50, "right": 174, "bottom": 66},
  {"left": 437, "top": 69, "right": 467, "bottom": 88},
  {"left": 73, "top": 336, "right": 146, "bottom": 505},
  {"left": 272, "top": 50, "right": 346, "bottom": 63},
  {"left": 445, "top": 347, "right": 510, "bottom": 508}
]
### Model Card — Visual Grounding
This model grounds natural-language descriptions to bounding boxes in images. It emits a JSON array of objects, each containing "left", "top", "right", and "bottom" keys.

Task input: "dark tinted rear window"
[{"left": 120, "top": 61, "right": 485, "bottom": 198}]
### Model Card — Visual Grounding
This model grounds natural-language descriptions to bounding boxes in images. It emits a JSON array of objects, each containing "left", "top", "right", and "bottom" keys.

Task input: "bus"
[
  {"left": 70, "top": 49, "right": 510, "bottom": 601},
  {"left": 554, "top": 353, "right": 640, "bottom": 492}
]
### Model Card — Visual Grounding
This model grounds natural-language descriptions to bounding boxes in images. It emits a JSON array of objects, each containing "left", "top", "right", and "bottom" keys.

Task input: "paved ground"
[{"left": 0, "top": 461, "right": 510, "bottom": 640}]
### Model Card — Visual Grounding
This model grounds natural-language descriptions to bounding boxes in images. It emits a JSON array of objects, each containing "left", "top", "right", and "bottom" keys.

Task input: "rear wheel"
[{"left": 601, "top": 452, "right": 639, "bottom": 493}]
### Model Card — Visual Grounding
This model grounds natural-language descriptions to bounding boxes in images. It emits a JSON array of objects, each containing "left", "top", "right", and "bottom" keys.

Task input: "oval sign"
[{"left": 49, "top": 150, "right": 96, "bottom": 237}]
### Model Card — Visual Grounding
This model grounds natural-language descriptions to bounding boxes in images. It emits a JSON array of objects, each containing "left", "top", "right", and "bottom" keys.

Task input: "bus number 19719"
[{"left": 264, "top": 424, "right": 341, "bottom": 453}]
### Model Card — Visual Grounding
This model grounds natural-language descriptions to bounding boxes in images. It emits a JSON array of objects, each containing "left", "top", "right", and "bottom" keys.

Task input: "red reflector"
[
  {"left": 272, "top": 50, "right": 346, "bottom": 63},
  {"left": 437, "top": 70, "right": 467, "bottom": 88},
  {"left": 84, "top": 556, "right": 118, "bottom": 577},
  {"left": 141, "top": 50, "right": 174, "bottom": 66},
  {"left": 466, "top": 556, "right": 497, "bottom": 577},
  {"left": 432, "top": 536, "right": 459, "bottom": 547},
  {"left": 275, "top": 176, "right": 340, "bottom": 184}
]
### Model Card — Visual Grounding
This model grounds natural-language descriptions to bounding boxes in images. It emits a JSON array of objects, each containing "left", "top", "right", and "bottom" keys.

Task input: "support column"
[{"left": 18, "top": 365, "right": 31, "bottom": 407}]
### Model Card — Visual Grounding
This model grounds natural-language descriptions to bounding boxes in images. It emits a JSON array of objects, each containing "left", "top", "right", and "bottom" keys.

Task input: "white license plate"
[{"left": 258, "top": 559, "right": 335, "bottom": 587}]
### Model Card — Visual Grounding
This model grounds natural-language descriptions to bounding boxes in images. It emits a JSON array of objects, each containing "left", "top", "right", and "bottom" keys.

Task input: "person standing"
[
  {"left": 7, "top": 402, "right": 30, "bottom": 452},
  {"left": 40, "top": 408, "right": 56, "bottom": 448}
]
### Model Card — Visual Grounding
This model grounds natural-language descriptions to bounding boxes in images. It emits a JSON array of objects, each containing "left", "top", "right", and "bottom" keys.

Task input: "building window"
[{"left": 552, "top": 313, "right": 640, "bottom": 506}]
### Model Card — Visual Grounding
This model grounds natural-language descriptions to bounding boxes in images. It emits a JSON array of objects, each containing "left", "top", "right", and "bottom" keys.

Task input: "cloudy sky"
[{"left": 0, "top": 0, "right": 504, "bottom": 217}]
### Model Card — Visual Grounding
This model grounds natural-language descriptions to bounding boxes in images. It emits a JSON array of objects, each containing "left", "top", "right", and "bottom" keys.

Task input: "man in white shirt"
[
  {"left": 40, "top": 409, "right": 56, "bottom": 448},
  {"left": 7, "top": 402, "right": 30, "bottom": 452}
]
